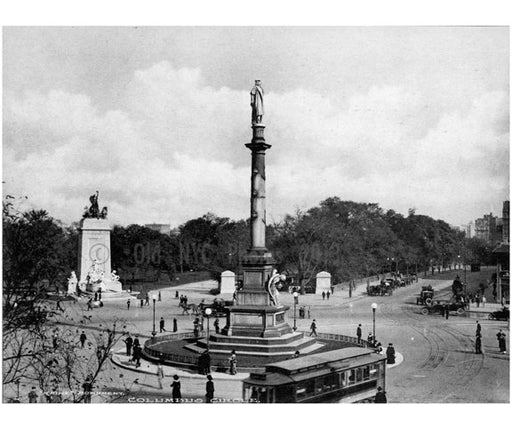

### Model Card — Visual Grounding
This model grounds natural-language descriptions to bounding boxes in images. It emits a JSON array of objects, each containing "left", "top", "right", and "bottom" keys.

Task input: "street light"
[
  {"left": 371, "top": 303, "right": 378, "bottom": 345},
  {"left": 293, "top": 292, "right": 299, "bottom": 331},
  {"left": 151, "top": 294, "right": 157, "bottom": 337},
  {"left": 204, "top": 308, "right": 212, "bottom": 351}
]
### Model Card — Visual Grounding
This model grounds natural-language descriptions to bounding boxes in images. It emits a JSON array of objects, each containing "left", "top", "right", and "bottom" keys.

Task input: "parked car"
[
  {"left": 417, "top": 285, "right": 434, "bottom": 305},
  {"left": 421, "top": 301, "right": 466, "bottom": 316},
  {"left": 488, "top": 307, "right": 509, "bottom": 321}
]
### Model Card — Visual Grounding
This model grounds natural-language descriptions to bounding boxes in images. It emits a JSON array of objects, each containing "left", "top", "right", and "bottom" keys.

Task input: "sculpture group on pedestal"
[{"left": 82, "top": 191, "right": 108, "bottom": 219}]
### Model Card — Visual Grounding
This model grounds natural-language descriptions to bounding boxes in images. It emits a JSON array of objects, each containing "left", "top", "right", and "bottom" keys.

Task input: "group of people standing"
[
  {"left": 474, "top": 321, "right": 507, "bottom": 355},
  {"left": 123, "top": 334, "right": 142, "bottom": 368}
]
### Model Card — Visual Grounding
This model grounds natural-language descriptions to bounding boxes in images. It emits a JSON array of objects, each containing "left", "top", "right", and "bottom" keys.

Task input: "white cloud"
[{"left": 3, "top": 61, "right": 509, "bottom": 228}]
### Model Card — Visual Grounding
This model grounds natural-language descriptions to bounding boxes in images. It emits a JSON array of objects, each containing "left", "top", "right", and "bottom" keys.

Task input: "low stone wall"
[{"left": 143, "top": 331, "right": 370, "bottom": 370}]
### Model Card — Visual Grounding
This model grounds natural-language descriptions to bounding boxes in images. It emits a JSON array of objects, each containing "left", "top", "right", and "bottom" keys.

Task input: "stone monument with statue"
[
  {"left": 76, "top": 192, "right": 123, "bottom": 294},
  {"left": 185, "top": 81, "right": 322, "bottom": 358}
]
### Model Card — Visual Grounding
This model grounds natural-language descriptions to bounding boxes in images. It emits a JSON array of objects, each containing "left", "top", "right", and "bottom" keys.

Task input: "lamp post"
[
  {"left": 293, "top": 291, "right": 299, "bottom": 331},
  {"left": 204, "top": 308, "right": 212, "bottom": 351},
  {"left": 371, "top": 303, "right": 377, "bottom": 344},
  {"left": 151, "top": 294, "right": 157, "bottom": 337}
]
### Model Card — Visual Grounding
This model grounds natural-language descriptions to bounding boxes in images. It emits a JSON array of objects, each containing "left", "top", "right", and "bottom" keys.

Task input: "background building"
[{"left": 145, "top": 223, "right": 171, "bottom": 235}]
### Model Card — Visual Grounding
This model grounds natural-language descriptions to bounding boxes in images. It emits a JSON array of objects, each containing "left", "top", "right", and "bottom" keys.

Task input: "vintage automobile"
[
  {"left": 488, "top": 307, "right": 509, "bottom": 321},
  {"left": 416, "top": 285, "right": 434, "bottom": 305},
  {"left": 421, "top": 301, "right": 466, "bottom": 316}
]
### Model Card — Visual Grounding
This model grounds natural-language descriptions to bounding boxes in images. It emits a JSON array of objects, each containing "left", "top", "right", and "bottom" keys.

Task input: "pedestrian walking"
[
  {"left": 445, "top": 304, "right": 449, "bottom": 319},
  {"left": 28, "top": 387, "right": 39, "bottom": 404},
  {"left": 356, "top": 324, "right": 362, "bottom": 344},
  {"left": 158, "top": 291, "right": 162, "bottom": 302},
  {"left": 386, "top": 343, "right": 396, "bottom": 364},
  {"left": 87, "top": 298, "right": 93, "bottom": 311},
  {"left": 322, "top": 291, "right": 326, "bottom": 300},
  {"left": 160, "top": 317, "right": 166, "bottom": 333},
  {"left": 94, "top": 291, "right": 98, "bottom": 301},
  {"left": 476, "top": 321, "right": 481, "bottom": 337},
  {"left": 56, "top": 298, "right": 64, "bottom": 312},
  {"left": 82, "top": 376, "right": 93, "bottom": 403},
  {"left": 171, "top": 375, "right": 182, "bottom": 402},
  {"left": 157, "top": 364, "right": 164, "bottom": 390},
  {"left": 79, "top": 331, "right": 87, "bottom": 348},
  {"left": 98, "top": 290, "right": 102, "bottom": 301},
  {"left": 330, "top": 285, "right": 334, "bottom": 295},
  {"left": 140, "top": 299, "right": 144, "bottom": 307},
  {"left": 214, "top": 318, "right": 220, "bottom": 334},
  {"left": 145, "top": 293, "right": 150, "bottom": 306},
  {"left": 133, "top": 335, "right": 140, "bottom": 350},
  {"left": 132, "top": 344, "right": 142, "bottom": 368},
  {"left": 475, "top": 334, "right": 482, "bottom": 354},
  {"left": 193, "top": 318, "right": 199, "bottom": 337},
  {"left": 173, "top": 318, "right": 178, "bottom": 332},
  {"left": 481, "top": 296, "right": 486, "bottom": 307},
  {"left": 309, "top": 319, "right": 318, "bottom": 337},
  {"left": 497, "top": 330, "right": 507, "bottom": 353},
  {"left": 326, "top": 291, "right": 331, "bottom": 300},
  {"left": 374, "top": 386, "right": 387, "bottom": 403},
  {"left": 205, "top": 375, "right": 215, "bottom": 403},
  {"left": 126, "top": 299, "right": 130, "bottom": 310},
  {"left": 475, "top": 293, "right": 480, "bottom": 308},
  {"left": 124, "top": 334, "right": 133, "bottom": 356},
  {"left": 175, "top": 290, "right": 179, "bottom": 299},
  {"left": 229, "top": 350, "right": 237, "bottom": 375}
]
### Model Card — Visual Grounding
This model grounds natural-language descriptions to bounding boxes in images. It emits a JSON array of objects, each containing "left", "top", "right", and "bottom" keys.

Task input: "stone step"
[
  {"left": 186, "top": 335, "right": 318, "bottom": 355},
  {"left": 209, "top": 331, "right": 305, "bottom": 345},
  {"left": 183, "top": 339, "right": 324, "bottom": 358}
]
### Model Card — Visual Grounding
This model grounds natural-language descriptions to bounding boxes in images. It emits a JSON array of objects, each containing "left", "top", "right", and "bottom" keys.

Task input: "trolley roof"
[{"left": 244, "top": 347, "right": 386, "bottom": 386}]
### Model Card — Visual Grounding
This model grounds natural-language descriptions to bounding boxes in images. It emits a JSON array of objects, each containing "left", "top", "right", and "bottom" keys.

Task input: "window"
[
  {"left": 363, "top": 366, "right": 370, "bottom": 381},
  {"left": 296, "top": 380, "right": 315, "bottom": 399},
  {"left": 356, "top": 367, "right": 363, "bottom": 383},
  {"left": 348, "top": 369, "right": 356, "bottom": 385},
  {"left": 340, "top": 371, "right": 348, "bottom": 387}
]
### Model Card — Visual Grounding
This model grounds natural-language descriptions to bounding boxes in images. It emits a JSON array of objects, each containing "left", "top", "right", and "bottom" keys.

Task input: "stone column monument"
[
  {"left": 184, "top": 81, "right": 321, "bottom": 357},
  {"left": 214, "top": 81, "right": 287, "bottom": 339}
]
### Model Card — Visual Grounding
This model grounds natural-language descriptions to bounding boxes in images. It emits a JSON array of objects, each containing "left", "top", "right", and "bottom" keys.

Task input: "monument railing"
[
  {"left": 143, "top": 331, "right": 372, "bottom": 368},
  {"left": 299, "top": 331, "right": 371, "bottom": 348}
]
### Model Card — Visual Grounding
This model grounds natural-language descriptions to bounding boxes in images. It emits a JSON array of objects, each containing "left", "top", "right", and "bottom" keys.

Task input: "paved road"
[
  {"left": 297, "top": 279, "right": 509, "bottom": 403},
  {"left": 29, "top": 274, "right": 508, "bottom": 403}
]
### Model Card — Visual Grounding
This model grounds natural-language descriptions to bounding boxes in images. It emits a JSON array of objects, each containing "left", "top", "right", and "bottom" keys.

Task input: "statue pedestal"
[
  {"left": 221, "top": 251, "right": 292, "bottom": 339},
  {"left": 85, "top": 279, "right": 123, "bottom": 293},
  {"left": 78, "top": 218, "right": 112, "bottom": 284}
]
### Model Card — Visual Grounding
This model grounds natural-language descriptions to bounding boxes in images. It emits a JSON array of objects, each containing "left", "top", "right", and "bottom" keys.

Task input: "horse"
[{"left": 179, "top": 302, "right": 200, "bottom": 315}]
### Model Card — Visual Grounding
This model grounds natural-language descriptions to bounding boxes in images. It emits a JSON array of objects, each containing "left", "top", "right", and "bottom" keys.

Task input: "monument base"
[
  {"left": 185, "top": 330, "right": 323, "bottom": 358},
  {"left": 85, "top": 279, "right": 123, "bottom": 293},
  {"left": 222, "top": 304, "right": 292, "bottom": 338}
]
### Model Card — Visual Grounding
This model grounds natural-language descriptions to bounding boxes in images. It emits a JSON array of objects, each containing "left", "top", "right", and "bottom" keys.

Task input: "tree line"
[{"left": 4, "top": 195, "right": 495, "bottom": 295}]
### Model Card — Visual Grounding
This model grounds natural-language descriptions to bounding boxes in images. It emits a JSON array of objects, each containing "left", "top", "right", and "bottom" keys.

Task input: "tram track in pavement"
[{"left": 384, "top": 301, "right": 485, "bottom": 390}]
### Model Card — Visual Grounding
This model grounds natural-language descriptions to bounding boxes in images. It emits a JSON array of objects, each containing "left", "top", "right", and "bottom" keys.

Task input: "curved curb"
[
  {"left": 380, "top": 348, "right": 403, "bottom": 369},
  {"left": 111, "top": 349, "right": 248, "bottom": 381}
]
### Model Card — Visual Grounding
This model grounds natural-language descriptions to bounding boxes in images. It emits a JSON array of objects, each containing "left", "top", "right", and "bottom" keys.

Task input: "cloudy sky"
[{"left": 2, "top": 26, "right": 509, "bottom": 228}]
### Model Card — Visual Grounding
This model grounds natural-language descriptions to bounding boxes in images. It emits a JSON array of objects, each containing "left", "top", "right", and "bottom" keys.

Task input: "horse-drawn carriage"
[
  {"left": 367, "top": 281, "right": 393, "bottom": 296},
  {"left": 179, "top": 298, "right": 232, "bottom": 316}
]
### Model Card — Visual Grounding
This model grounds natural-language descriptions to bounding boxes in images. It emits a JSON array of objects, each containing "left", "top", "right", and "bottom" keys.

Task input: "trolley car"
[{"left": 242, "top": 347, "right": 386, "bottom": 403}]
